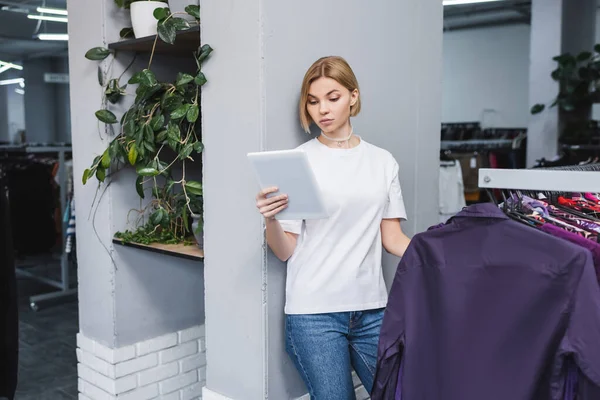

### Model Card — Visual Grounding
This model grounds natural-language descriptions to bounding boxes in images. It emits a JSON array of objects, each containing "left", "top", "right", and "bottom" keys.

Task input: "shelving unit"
[
  {"left": 108, "top": 26, "right": 205, "bottom": 260},
  {"left": 108, "top": 26, "right": 200, "bottom": 54},
  {"left": 478, "top": 168, "right": 600, "bottom": 192},
  {"left": 112, "top": 238, "right": 204, "bottom": 261}
]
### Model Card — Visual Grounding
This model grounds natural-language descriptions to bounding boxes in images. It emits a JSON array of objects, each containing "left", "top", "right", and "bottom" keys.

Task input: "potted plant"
[
  {"left": 130, "top": 0, "right": 169, "bottom": 38},
  {"left": 83, "top": 6, "right": 212, "bottom": 248},
  {"left": 530, "top": 44, "right": 600, "bottom": 144}
]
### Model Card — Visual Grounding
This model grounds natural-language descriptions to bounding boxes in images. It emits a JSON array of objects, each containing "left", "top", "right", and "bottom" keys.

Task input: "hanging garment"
[
  {"left": 0, "top": 176, "right": 18, "bottom": 400},
  {"left": 372, "top": 203, "right": 600, "bottom": 400},
  {"left": 438, "top": 162, "right": 466, "bottom": 223},
  {"left": 540, "top": 223, "right": 600, "bottom": 285}
]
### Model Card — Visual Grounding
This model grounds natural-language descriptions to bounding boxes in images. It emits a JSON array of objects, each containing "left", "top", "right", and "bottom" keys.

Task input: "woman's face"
[{"left": 306, "top": 77, "right": 358, "bottom": 134}]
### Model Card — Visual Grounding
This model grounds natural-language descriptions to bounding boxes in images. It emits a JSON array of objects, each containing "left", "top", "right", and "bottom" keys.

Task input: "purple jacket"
[{"left": 372, "top": 203, "right": 600, "bottom": 400}]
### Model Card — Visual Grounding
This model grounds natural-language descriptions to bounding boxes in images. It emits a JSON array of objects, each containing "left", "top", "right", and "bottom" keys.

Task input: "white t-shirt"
[{"left": 279, "top": 137, "right": 407, "bottom": 315}]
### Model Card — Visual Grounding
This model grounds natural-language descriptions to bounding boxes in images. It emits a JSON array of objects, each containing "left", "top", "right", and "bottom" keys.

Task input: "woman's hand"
[{"left": 256, "top": 187, "right": 289, "bottom": 219}]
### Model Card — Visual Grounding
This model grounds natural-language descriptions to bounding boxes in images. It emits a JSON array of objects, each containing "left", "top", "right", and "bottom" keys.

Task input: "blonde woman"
[{"left": 255, "top": 56, "right": 411, "bottom": 398}]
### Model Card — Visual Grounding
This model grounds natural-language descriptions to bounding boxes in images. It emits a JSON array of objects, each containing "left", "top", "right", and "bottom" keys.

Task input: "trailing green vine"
[{"left": 83, "top": 4, "right": 212, "bottom": 246}]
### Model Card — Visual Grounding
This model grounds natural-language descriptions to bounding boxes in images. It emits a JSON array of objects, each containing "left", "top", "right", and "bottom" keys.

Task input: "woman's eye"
[
  {"left": 308, "top": 101, "right": 318, "bottom": 105},
  {"left": 330, "top": 98, "right": 340, "bottom": 102}
]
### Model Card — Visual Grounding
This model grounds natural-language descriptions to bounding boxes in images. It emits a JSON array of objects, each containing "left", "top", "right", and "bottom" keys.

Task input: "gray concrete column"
[
  {"left": 200, "top": 0, "right": 442, "bottom": 398},
  {"left": 527, "top": 0, "right": 597, "bottom": 166}
]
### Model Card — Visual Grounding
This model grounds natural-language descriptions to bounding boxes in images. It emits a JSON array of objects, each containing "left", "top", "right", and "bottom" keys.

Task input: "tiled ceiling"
[{"left": 0, "top": 0, "right": 68, "bottom": 62}]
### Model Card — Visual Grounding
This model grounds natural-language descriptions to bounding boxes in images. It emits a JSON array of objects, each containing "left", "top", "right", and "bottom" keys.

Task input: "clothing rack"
[
  {"left": 0, "top": 144, "right": 75, "bottom": 310},
  {"left": 478, "top": 163, "right": 600, "bottom": 193}
]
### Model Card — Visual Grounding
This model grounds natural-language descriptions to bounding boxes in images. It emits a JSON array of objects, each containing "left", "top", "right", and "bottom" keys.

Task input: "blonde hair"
[{"left": 299, "top": 56, "right": 361, "bottom": 133}]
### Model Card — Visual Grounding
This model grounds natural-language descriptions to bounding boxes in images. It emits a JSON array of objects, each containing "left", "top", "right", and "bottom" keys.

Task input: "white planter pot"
[
  {"left": 168, "top": 0, "right": 198, "bottom": 23},
  {"left": 130, "top": 1, "right": 169, "bottom": 39}
]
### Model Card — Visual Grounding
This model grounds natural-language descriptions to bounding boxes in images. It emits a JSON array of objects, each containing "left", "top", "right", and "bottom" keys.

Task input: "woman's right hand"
[{"left": 256, "top": 187, "right": 288, "bottom": 219}]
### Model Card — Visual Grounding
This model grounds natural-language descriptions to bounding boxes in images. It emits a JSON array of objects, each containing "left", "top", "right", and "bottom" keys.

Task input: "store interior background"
[{"left": 1, "top": 0, "right": 598, "bottom": 399}]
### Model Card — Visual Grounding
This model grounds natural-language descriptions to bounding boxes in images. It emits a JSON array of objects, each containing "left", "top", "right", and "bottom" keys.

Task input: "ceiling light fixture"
[
  {"left": 27, "top": 14, "right": 68, "bottom": 23},
  {"left": 443, "top": 0, "right": 505, "bottom": 5},
  {"left": 36, "top": 7, "right": 68, "bottom": 16},
  {"left": 0, "top": 66, "right": 11, "bottom": 74},
  {"left": 0, "top": 61, "right": 23, "bottom": 71},
  {"left": 37, "top": 33, "right": 69, "bottom": 41},
  {"left": 15, "top": 88, "right": 24, "bottom": 95},
  {"left": 0, "top": 78, "right": 25, "bottom": 86}
]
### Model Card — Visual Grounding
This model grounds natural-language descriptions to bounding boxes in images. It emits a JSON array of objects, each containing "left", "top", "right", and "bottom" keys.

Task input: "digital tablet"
[{"left": 247, "top": 149, "right": 329, "bottom": 220}]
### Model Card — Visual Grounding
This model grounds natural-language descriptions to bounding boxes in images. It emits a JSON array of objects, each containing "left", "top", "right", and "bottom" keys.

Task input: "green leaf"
[
  {"left": 137, "top": 167, "right": 159, "bottom": 176},
  {"left": 97, "top": 66, "right": 104, "bottom": 86},
  {"left": 150, "top": 208, "right": 163, "bottom": 226},
  {"left": 194, "top": 72, "right": 207, "bottom": 86},
  {"left": 179, "top": 143, "right": 194, "bottom": 160},
  {"left": 101, "top": 149, "right": 111, "bottom": 168},
  {"left": 135, "top": 175, "right": 145, "bottom": 199},
  {"left": 171, "top": 104, "right": 191, "bottom": 120},
  {"left": 82, "top": 169, "right": 91, "bottom": 185},
  {"left": 144, "top": 141, "right": 156, "bottom": 153},
  {"left": 140, "top": 69, "right": 157, "bottom": 87},
  {"left": 530, "top": 104, "right": 545, "bottom": 114},
  {"left": 197, "top": 44, "right": 213, "bottom": 63},
  {"left": 185, "top": 5, "right": 200, "bottom": 19},
  {"left": 187, "top": 105, "right": 199, "bottom": 123},
  {"left": 123, "top": 117, "right": 136, "bottom": 137},
  {"left": 95, "top": 109, "right": 118, "bottom": 124},
  {"left": 162, "top": 94, "right": 183, "bottom": 112},
  {"left": 157, "top": 19, "right": 177, "bottom": 45},
  {"left": 150, "top": 114, "right": 165, "bottom": 131},
  {"left": 85, "top": 47, "right": 111, "bottom": 61},
  {"left": 96, "top": 168, "right": 106, "bottom": 182},
  {"left": 129, "top": 69, "right": 157, "bottom": 87},
  {"left": 577, "top": 51, "right": 592, "bottom": 62},
  {"left": 183, "top": 208, "right": 189, "bottom": 232},
  {"left": 109, "top": 140, "right": 120, "bottom": 159},
  {"left": 167, "top": 122, "right": 181, "bottom": 150},
  {"left": 156, "top": 129, "right": 168, "bottom": 142},
  {"left": 193, "top": 141, "right": 204, "bottom": 153},
  {"left": 153, "top": 7, "right": 170, "bottom": 21},
  {"left": 171, "top": 17, "right": 190, "bottom": 31},
  {"left": 143, "top": 124, "right": 155, "bottom": 142},
  {"left": 119, "top": 27, "right": 135, "bottom": 39},
  {"left": 185, "top": 180, "right": 203, "bottom": 196},
  {"left": 176, "top": 73, "right": 194, "bottom": 87},
  {"left": 128, "top": 144, "right": 138, "bottom": 165}
]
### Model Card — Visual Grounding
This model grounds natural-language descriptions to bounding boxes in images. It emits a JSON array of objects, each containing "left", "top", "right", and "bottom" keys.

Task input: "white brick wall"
[{"left": 77, "top": 325, "right": 206, "bottom": 400}]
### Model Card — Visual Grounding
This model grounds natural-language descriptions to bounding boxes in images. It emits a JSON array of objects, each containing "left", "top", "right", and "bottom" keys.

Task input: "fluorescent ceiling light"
[
  {"left": 15, "top": 88, "right": 24, "bottom": 95},
  {"left": 37, "top": 33, "right": 69, "bottom": 41},
  {"left": 0, "top": 78, "right": 25, "bottom": 86},
  {"left": 0, "top": 66, "right": 10, "bottom": 74},
  {"left": 37, "top": 7, "right": 68, "bottom": 16},
  {"left": 28, "top": 14, "right": 68, "bottom": 23},
  {"left": 443, "top": 0, "right": 505, "bottom": 5},
  {"left": 0, "top": 61, "right": 23, "bottom": 71}
]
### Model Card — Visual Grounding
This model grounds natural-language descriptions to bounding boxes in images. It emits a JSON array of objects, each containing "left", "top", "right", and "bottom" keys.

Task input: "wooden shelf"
[
  {"left": 108, "top": 26, "right": 200, "bottom": 55},
  {"left": 113, "top": 237, "right": 204, "bottom": 261}
]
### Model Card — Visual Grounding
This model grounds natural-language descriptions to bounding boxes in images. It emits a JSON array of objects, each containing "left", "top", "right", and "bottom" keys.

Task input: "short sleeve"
[
  {"left": 278, "top": 219, "right": 302, "bottom": 235},
  {"left": 383, "top": 161, "right": 407, "bottom": 220}
]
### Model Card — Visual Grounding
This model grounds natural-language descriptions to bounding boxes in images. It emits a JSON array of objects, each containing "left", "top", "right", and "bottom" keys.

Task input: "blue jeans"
[{"left": 285, "top": 308, "right": 384, "bottom": 399}]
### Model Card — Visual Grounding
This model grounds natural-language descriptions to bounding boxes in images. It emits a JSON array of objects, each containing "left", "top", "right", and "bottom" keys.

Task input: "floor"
[{"left": 14, "top": 256, "right": 79, "bottom": 400}]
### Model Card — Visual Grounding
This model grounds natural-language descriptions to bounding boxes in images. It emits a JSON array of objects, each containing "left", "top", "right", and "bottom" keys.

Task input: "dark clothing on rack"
[
  {"left": 541, "top": 222, "right": 600, "bottom": 284},
  {"left": 372, "top": 203, "right": 600, "bottom": 400},
  {"left": 0, "top": 176, "right": 18, "bottom": 400}
]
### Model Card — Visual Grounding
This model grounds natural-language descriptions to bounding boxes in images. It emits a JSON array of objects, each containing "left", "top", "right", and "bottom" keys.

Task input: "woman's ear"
[{"left": 350, "top": 89, "right": 359, "bottom": 106}]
